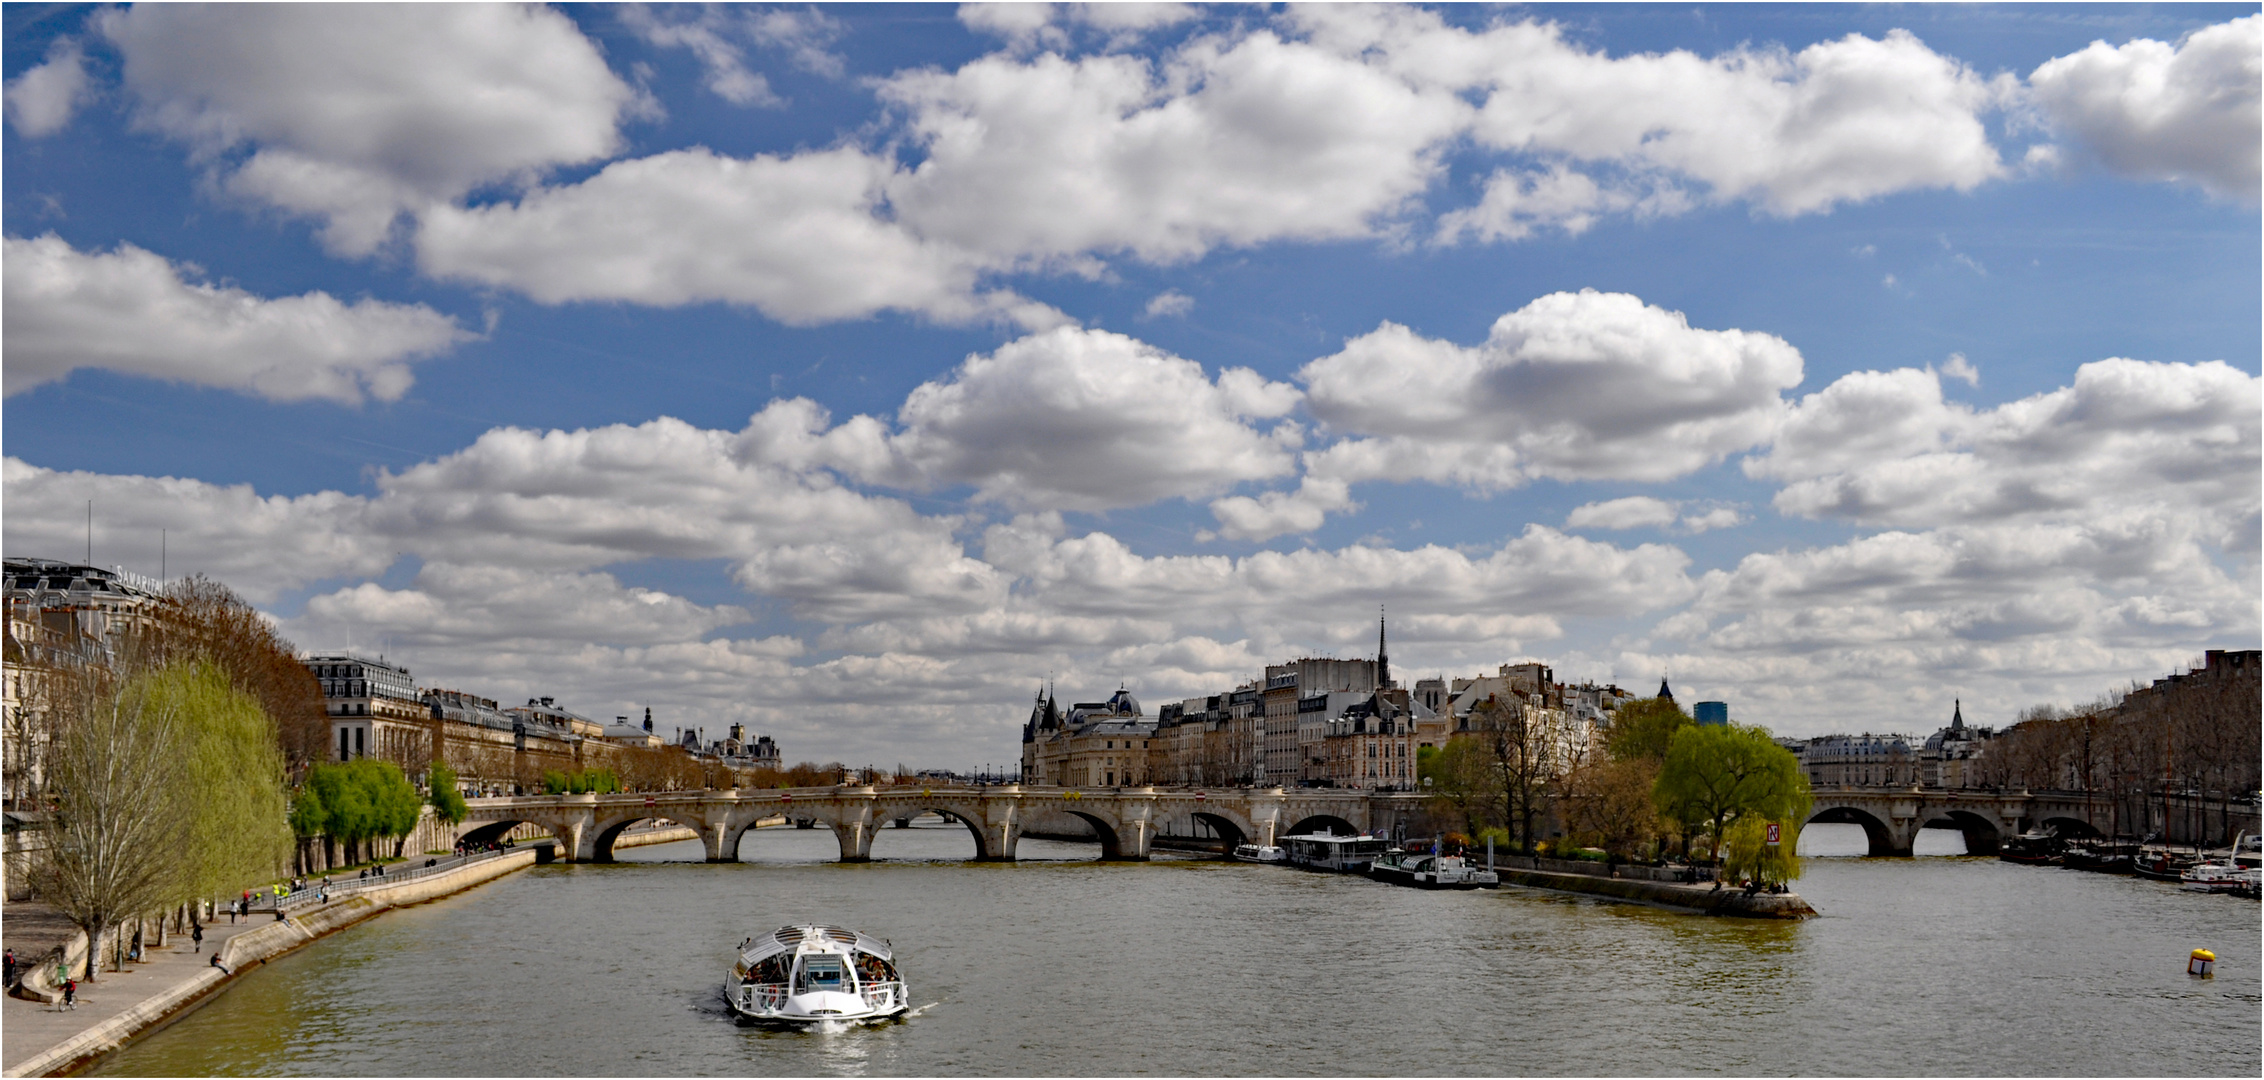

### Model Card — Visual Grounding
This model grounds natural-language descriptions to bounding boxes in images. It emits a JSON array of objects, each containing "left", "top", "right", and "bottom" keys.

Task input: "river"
[{"left": 91, "top": 822, "right": 2260, "bottom": 1076}]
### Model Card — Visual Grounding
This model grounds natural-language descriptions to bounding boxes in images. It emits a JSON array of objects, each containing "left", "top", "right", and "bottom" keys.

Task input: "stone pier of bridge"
[{"left": 458, "top": 785, "right": 1431, "bottom": 864}]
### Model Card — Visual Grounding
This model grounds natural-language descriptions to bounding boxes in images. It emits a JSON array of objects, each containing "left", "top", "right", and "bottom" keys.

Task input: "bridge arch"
[
  {"left": 456, "top": 818, "right": 568, "bottom": 862},
  {"left": 1287, "top": 814, "right": 1358, "bottom": 837},
  {"left": 1189, "top": 811, "right": 1248, "bottom": 850},
  {"left": 1063, "top": 810, "right": 1130, "bottom": 859},
  {"left": 1806, "top": 805, "right": 1905, "bottom": 857},
  {"left": 587, "top": 814, "right": 707, "bottom": 862},
  {"left": 2040, "top": 815, "right": 2103, "bottom": 840},
  {"left": 1920, "top": 809, "right": 2003, "bottom": 856},
  {"left": 867, "top": 806, "right": 997, "bottom": 861}
]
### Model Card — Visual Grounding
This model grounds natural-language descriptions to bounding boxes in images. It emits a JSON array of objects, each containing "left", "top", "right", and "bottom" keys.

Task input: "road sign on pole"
[{"left": 1766, "top": 821, "right": 1782, "bottom": 846}]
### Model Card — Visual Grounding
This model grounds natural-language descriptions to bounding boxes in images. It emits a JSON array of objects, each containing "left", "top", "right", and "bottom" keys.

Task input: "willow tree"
[
  {"left": 33, "top": 663, "right": 187, "bottom": 981},
  {"left": 1719, "top": 816, "right": 1805, "bottom": 886},
  {"left": 156, "top": 576, "right": 327, "bottom": 771},
  {"left": 1654, "top": 723, "right": 1810, "bottom": 863},
  {"left": 428, "top": 763, "right": 468, "bottom": 827},
  {"left": 144, "top": 661, "right": 294, "bottom": 908}
]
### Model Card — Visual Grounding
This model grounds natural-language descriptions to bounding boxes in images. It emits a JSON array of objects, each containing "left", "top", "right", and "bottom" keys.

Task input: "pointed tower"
[
  {"left": 1657, "top": 676, "right": 1675, "bottom": 704},
  {"left": 1376, "top": 607, "right": 1391, "bottom": 691},
  {"left": 1950, "top": 698, "right": 1965, "bottom": 734}
]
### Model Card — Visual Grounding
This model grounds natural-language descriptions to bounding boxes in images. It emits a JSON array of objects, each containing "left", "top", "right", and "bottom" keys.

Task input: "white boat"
[
  {"left": 2181, "top": 833, "right": 2260, "bottom": 893},
  {"left": 1232, "top": 843, "right": 1287, "bottom": 863},
  {"left": 726, "top": 924, "right": 907, "bottom": 1023},
  {"left": 1281, "top": 833, "right": 1391, "bottom": 873}
]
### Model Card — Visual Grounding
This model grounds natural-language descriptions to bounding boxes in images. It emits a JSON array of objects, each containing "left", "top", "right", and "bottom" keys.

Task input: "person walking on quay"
[
  {"left": 192, "top": 922, "right": 204, "bottom": 953},
  {"left": 4, "top": 947, "right": 18, "bottom": 990},
  {"left": 61, "top": 977, "right": 77, "bottom": 1011}
]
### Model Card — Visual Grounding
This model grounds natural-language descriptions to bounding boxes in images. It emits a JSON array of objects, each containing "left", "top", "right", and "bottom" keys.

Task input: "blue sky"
[{"left": 4, "top": 3, "right": 2257, "bottom": 767}]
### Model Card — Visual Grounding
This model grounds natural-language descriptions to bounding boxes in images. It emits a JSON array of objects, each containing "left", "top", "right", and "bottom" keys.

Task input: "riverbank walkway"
[{"left": 1, "top": 899, "right": 268, "bottom": 1076}]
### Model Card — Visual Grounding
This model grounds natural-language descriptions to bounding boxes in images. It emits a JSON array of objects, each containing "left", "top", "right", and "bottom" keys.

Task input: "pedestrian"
[
  {"left": 62, "top": 977, "right": 77, "bottom": 1010},
  {"left": 4, "top": 947, "right": 17, "bottom": 990},
  {"left": 192, "top": 923, "right": 205, "bottom": 953}
]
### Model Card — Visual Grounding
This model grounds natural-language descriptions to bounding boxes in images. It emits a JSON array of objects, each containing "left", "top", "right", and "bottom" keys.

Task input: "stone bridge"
[
  {"left": 1806, "top": 787, "right": 2143, "bottom": 856},
  {"left": 459, "top": 785, "right": 1429, "bottom": 863}
]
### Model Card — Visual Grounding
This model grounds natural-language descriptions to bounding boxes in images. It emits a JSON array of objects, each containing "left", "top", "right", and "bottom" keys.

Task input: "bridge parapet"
[{"left": 461, "top": 785, "right": 1428, "bottom": 863}]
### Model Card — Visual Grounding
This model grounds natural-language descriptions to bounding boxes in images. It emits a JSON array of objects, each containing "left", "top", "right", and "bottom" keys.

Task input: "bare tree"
[{"left": 32, "top": 663, "right": 187, "bottom": 981}]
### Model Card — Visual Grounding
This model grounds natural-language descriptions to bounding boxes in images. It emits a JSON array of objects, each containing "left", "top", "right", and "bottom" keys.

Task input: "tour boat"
[
  {"left": 1369, "top": 850, "right": 1498, "bottom": 889},
  {"left": 2061, "top": 839, "right": 2138, "bottom": 874},
  {"left": 1281, "top": 833, "right": 1391, "bottom": 873},
  {"left": 1231, "top": 843, "right": 1287, "bottom": 863},
  {"left": 726, "top": 924, "right": 907, "bottom": 1024},
  {"left": 2181, "top": 834, "right": 2261, "bottom": 894}
]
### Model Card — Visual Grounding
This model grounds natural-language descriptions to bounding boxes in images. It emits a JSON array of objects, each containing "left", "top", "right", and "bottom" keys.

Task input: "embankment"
[{"left": 6, "top": 850, "right": 537, "bottom": 1078}]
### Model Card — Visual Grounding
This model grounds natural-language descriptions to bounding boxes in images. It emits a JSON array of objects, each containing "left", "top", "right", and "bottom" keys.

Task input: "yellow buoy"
[{"left": 2188, "top": 948, "right": 2215, "bottom": 977}]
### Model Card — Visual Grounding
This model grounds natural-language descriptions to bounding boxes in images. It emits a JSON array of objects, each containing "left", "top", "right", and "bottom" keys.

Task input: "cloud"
[
  {"left": 1755, "top": 358, "right": 2260, "bottom": 540},
  {"left": 1681, "top": 507, "right": 1745, "bottom": 533},
  {"left": 883, "top": 327, "right": 1303, "bottom": 510},
  {"left": 746, "top": 6, "right": 848, "bottom": 77},
  {"left": 1300, "top": 290, "right": 1804, "bottom": 490},
  {"left": 1206, "top": 478, "right": 1356, "bottom": 542},
  {"left": 415, "top": 147, "right": 1058, "bottom": 328},
  {"left": 2, "top": 233, "right": 472, "bottom": 403},
  {"left": 4, "top": 38, "right": 91, "bottom": 137},
  {"left": 0, "top": 457, "right": 393, "bottom": 602},
  {"left": 1567, "top": 496, "right": 1679, "bottom": 531},
  {"left": 1938, "top": 352, "right": 1980, "bottom": 387},
  {"left": 1299, "top": 7, "right": 2009, "bottom": 222},
  {"left": 958, "top": 3, "right": 1200, "bottom": 51},
  {"left": 619, "top": 3, "right": 781, "bottom": 107},
  {"left": 1436, "top": 164, "right": 1689, "bottom": 244},
  {"left": 2026, "top": 14, "right": 2261, "bottom": 203},
  {"left": 877, "top": 32, "right": 1469, "bottom": 266},
  {"left": 1143, "top": 289, "right": 1194, "bottom": 318},
  {"left": 100, "top": 3, "right": 643, "bottom": 254}
]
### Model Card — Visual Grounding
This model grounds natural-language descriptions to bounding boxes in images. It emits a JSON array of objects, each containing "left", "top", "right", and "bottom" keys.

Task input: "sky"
[{"left": 2, "top": 2, "right": 2257, "bottom": 769}]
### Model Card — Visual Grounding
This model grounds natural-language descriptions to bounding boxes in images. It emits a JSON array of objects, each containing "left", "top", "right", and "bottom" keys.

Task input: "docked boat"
[
  {"left": 1997, "top": 828, "right": 2062, "bottom": 866},
  {"left": 1370, "top": 850, "right": 1497, "bottom": 889},
  {"left": 1232, "top": 843, "right": 1288, "bottom": 863},
  {"left": 725, "top": 925, "right": 907, "bottom": 1024},
  {"left": 2062, "top": 839, "right": 2138, "bottom": 874},
  {"left": 1282, "top": 833, "right": 1391, "bottom": 873},
  {"left": 2182, "top": 834, "right": 2261, "bottom": 894},
  {"left": 2133, "top": 848, "right": 2199, "bottom": 882}
]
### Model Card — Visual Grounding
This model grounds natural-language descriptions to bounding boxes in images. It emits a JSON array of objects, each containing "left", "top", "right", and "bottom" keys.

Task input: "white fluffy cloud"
[
  {"left": 1754, "top": 358, "right": 2260, "bottom": 540},
  {"left": 4, "top": 38, "right": 90, "bottom": 137},
  {"left": 2026, "top": 14, "right": 2261, "bottom": 202},
  {"left": 1567, "top": 496, "right": 1679, "bottom": 531},
  {"left": 879, "top": 31, "right": 1467, "bottom": 266},
  {"left": 101, "top": 3, "right": 642, "bottom": 254},
  {"left": 1301, "top": 290, "right": 1804, "bottom": 490},
  {"left": 1298, "top": 7, "right": 2009, "bottom": 227},
  {"left": 618, "top": 4, "right": 781, "bottom": 107},
  {"left": 2, "top": 234, "right": 471, "bottom": 403},
  {"left": 414, "top": 147, "right": 1061, "bottom": 327},
  {"left": 0, "top": 458, "right": 393, "bottom": 602}
]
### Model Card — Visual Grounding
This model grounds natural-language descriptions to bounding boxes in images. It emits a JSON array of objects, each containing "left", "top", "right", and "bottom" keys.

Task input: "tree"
[
  {"left": 1654, "top": 723, "right": 1810, "bottom": 862},
  {"left": 1605, "top": 697, "right": 1692, "bottom": 762},
  {"left": 32, "top": 662, "right": 187, "bottom": 980},
  {"left": 1562, "top": 754, "right": 1662, "bottom": 859},
  {"left": 154, "top": 577, "right": 327, "bottom": 773},
  {"left": 1470, "top": 695, "right": 1557, "bottom": 852},
  {"left": 1423, "top": 735, "right": 1496, "bottom": 839},
  {"left": 1719, "top": 816, "right": 1803, "bottom": 886},
  {"left": 428, "top": 762, "right": 468, "bottom": 827},
  {"left": 147, "top": 661, "right": 293, "bottom": 906}
]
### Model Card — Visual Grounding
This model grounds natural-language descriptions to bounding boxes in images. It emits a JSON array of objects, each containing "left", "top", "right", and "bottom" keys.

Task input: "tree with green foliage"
[
  {"left": 1606, "top": 697, "right": 1693, "bottom": 762},
  {"left": 1719, "top": 816, "right": 1804, "bottom": 886},
  {"left": 1654, "top": 723, "right": 1810, "bottom": 863},
  {"left": 428, "top": 762, "right": 468, "bottom": 826},
  {"left": 302, "top": 759, "right": 423, "bottom": 865},
  {"left": 145, "top": 661, "right": 294, "bottom": 905}
]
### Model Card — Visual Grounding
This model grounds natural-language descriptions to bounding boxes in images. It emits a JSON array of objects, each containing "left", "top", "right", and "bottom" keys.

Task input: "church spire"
[
  {"left": 1951, "top": 697, "right": 1964, "bottom": 732},
  {"left": 1657, "top": 675, "right": 1674, "bottom": 703},
  {"left": 1377, "top": 606, "right": 1391, "bottom": 690}
]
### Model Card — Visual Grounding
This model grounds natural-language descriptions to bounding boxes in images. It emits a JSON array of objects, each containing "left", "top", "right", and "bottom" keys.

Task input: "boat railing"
[
  {"left": 861, "top": 980, "right": 904, "bottom": 1011},
  {"left": 740, "top": 982, "right": 790, "bottom": 1010}
]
